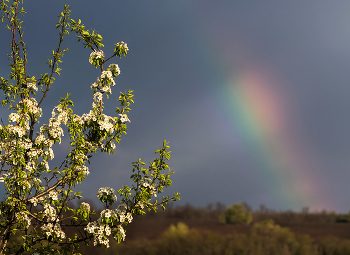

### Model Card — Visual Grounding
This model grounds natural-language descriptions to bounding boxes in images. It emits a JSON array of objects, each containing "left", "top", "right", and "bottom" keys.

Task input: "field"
[
  {"left": 77, "top": 204, "right": 350, "bottom": 255},
  {"left": 125, "top": 216, "right": 350, "bottom": 241}
]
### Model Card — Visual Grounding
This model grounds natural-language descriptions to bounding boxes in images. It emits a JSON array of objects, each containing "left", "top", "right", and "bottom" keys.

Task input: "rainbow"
[
  {"left": 205, "top": 61, "right": 335, "bottom": 211},
  {"left": 180, "top": 4, "right": 336, "bottom": 211}
]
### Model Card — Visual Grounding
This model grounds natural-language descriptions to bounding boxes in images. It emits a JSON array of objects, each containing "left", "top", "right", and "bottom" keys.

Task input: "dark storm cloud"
[{"left": 195, "top": 1, "right": 350, "bottom": 166}]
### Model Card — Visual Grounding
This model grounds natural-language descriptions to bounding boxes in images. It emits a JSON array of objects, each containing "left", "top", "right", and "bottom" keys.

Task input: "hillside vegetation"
[{"left": 76, "top": 203, "right": 350, "bottom": 255}]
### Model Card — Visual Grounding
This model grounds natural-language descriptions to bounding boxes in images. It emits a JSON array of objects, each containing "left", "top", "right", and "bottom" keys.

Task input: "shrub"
[
  {"left": 0, "top": 1, "right": 180, "bottom": 254},
  {"left": 220, "top": 203, "right": 253, "bottom": 225}
]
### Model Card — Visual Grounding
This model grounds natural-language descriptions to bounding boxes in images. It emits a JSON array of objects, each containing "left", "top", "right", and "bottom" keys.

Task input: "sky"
[{"left": 1, "top": 0, "right": 350, "bottom": 212}]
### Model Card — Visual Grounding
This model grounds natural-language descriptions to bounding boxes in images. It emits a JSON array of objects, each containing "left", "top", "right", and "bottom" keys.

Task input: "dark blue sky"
[{"left": 2, "top": 1, "right": 350, "bottom": 212}]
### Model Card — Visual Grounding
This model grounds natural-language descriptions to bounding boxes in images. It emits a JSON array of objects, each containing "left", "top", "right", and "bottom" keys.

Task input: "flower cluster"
[
  {"left": 117, "top": 211, "right": 133, "bottom": 224},
  {"left": 93, "top": 92, "right": 103, "bottom": 102},
  {"left": 119, "top": 114, "right": 130, "bottom": 123},
  {"left": 114, "top": 41, "right": 129, "bottom": 58},
  {"left": 81, "top": 202, "right": 90, "bottom": 212},
  {"left": 29, "top": 196, "right": 45, "bottom": 207},
  {"left": 136, "top": 201, "right": 145, "bottom": 209},
  {"left": 27, "top": 82, "right": 38, "bottom": 91},
  {"left": 39, "top": 105, "right": 68, "bottom": 144},
  {"left": 101, "top": 70, "right": 115, "bottom": 85},
  {"left": 43, "top": 204, "right": 57, "bottom": 222},
  {"left": 21, "top": 138, "right": 33, "bottom": 149},
  {"left": 81, "top": 108, "right": 121, "bottom": 150},
  {"left": 97, "top": 187, "right": 117, "bottom": 205},
  {"left": 90, "top": 71, "right": 115, "bottom": 94},
  {"left": 74, "top": 165, "right": 90, "bottom": 176},
  {"left": 89, "top": 49, "right": 105, "bottom": 65},
  {"left": 18, "top": 98, "right": 42, "bottom": 120},
  {"left": 85, "top": 221, "right": 111, "bottom": 247},
  {"left": 115, "top": 225, "right": 126, "bottom": 242},
  {"left": 49, "top": 190, "right": 58, "bottom": 201},
  {"left": 73, "top": 153, "right": 88, "bottom": 164},
  {"left": 7, "top": 124, "right": 26, "bottom": 137},
  {"left": 84, "top": 204, "right": 132, "bottom": 247},
  {"left": 90, "top": 63, "right": 121, "bottom": 96},
  {"left": 101, "top": 205, "right": 132, "bottom": 224},
  {"left": 27, "top": 148, "right": 41, "bottom": 159},
  {"left": 109, "top": 63, "right": 120, "bottom": 77},
  {"left": 8, "top": 113, "right": 20, "bottom": 123},
  {"left": 16, "top": 212, "right": 31, "bottom": 228},
  {"left": 108, "top": 140, "right": 116, "bottom": 150},
  {"left": 118, "top": 41, "right": 128, "bottom": 51},
  {"left": 140, "top": 178, "right": 157, "bottom": 197},
  {"left": 82, "top": 110, "right": 98, "bottom": 123},
  {"left": 98, "top": 114, "right": 115, "bottom": 133},
  {"left": 41, "top": 223, "right": 65, "bottom": 239}
]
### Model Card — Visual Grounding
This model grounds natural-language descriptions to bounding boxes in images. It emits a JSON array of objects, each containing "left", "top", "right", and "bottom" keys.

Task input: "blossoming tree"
[{"left": 0, "top": 1, "right": 180, "bottom": 254}]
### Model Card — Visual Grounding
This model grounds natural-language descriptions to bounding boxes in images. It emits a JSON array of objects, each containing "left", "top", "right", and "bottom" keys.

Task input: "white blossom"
[
  {"left": 137, "top": 201, "right": 145, "bottom": 209},
  {"left": 93, "top": 92, "right": 103, "bottom": 102},
  {"left": 114, "top": 225, "right": 126, "bottom": 241},
  {"left": 75, "top": 165, "right": 90, "bottom": 175},
  {"left": 18, "top": 98, "right": 42, "bottom": 118},
  {"left": 8, "top": 125, "right": 26, "bottom": 137},
  {"left": 16, "top": 211, "right": 31, "bottom": 228},
  {"left": 81, "top": 202, "right": 90, "bottom": 211},
  {"left": 109, "top": 63, "right": 120, "bottom": 76},
  {"left": 117, "top": 41, "right": 129, "bottom": 52},
  {"left": 27, "top": 82, "right": 38, "bottom": 91},
  {"left": 35, "top": 134, "right": 46, "bottom": 145},
  {"left": 30, "top": 197, "right": 38, "bottom": 206},
  {"left": 8, "top": 113, "right": 20, "bottom": 123},
  {"left": 119, "top": 114, "right": 130, "bottom": 123},
  {"left": 49, "top": 190, "right": 58, "bottom": 200},
  {"left": 41, "top": 223, "right": 65, "bottom": 239},
  {"left": 43, "top": 204, "right": 57, "bottom": 222},
  {"left": 109, "top": 141, "right": 116, "bottom": 150},
  {"left": 97, "top": 187, "right": 118, "bottom": 203},
  {"left": 89, "top": 50, "right": 105, "bottom": 64}
]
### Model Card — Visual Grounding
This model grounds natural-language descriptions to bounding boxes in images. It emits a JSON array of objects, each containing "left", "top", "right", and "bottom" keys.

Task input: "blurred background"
[{"left": 1, "top": 0, "right": 350, "bottom": 212}]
